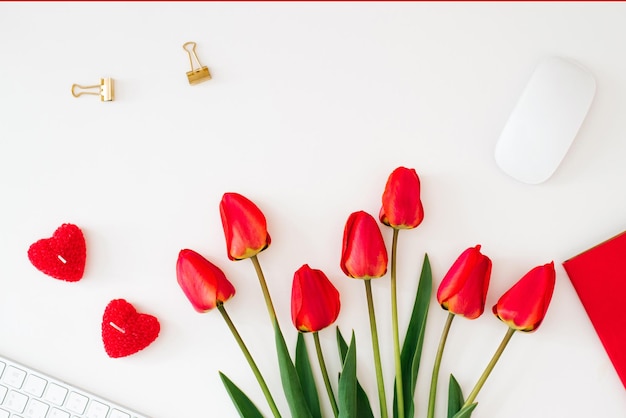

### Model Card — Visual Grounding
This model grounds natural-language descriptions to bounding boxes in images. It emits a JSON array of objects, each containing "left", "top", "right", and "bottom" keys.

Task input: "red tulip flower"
[
  {"left": 220, "top": 192, "right": 271, "bottom": 261},
  {"left": 493, "top": 262, "right": 556, "bottom": 332},
  {"left": 379, "top": 166, "right": 424, "bottom": 229},
  {"left": 291, "top": 264, "right": 341, "bottom": 332},
  {"left": 177, "top": 249, "right": 281, "bottom": 416},
  {"left": 341, "top": 211, "right": 388, "bottom": 279},
  {"left": 176, "top": 249, "right": 236, "bottom": 312},
  {"left": 437, "top": 245, "right": 492, "bottom": 319}
]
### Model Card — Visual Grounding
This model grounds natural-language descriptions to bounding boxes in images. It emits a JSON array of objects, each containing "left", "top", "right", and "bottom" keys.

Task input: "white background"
[{"left": 1, "top": 2, "right": 625, "bottom": 417}]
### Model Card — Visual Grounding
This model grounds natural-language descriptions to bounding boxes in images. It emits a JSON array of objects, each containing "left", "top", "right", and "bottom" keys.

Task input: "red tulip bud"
[
  {"left": 437, "top": 245, "right": 492, "bottom": 319},
  {"left": 219, "top": 192, "right": 271, "bottom": 261},
  {"left": 291, "top": 264, "right": 341, "bottom": 332},
  {"left": 493, "top": 262, "right": 556, "bottom": 332},
  {"left": 176, "top": 249, "right": 236, "bottom": 313},
  {"left": 341, "top": 211, "right": 388, "bottom": 279},
  {"left": 379, "top": 166, "right": 424, "bottom": 229}
]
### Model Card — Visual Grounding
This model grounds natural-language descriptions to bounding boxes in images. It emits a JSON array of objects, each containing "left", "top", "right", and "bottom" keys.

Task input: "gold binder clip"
[
  {"left": 71, "top": 78, "right": 114, "bottom": 102},
  {"left": 183, "top": 42, "right": 211, "bottom": 85}
]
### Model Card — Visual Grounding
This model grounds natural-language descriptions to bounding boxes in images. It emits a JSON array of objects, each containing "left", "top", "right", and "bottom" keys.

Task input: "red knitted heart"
[
  {"left": 102, "top": 299, "right": 160, "bottom": 358},
  {"left": 27, "top": 223, "right": 86, "bottom": 282}
]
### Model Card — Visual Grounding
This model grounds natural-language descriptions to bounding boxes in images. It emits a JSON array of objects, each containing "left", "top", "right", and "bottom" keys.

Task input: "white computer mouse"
[{"left": 494, "top": 56, "right": 596, "bottom": 184}]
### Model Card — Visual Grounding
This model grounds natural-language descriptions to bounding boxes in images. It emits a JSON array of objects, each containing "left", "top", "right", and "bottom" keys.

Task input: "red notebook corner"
[{"left": 563, "top": 230, "right": 626, "bottom": 389}]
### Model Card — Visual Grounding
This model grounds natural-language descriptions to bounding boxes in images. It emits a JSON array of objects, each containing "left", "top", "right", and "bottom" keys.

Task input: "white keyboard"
[{"left": 0, "top": 354, "right": 149, "bottom": 418}]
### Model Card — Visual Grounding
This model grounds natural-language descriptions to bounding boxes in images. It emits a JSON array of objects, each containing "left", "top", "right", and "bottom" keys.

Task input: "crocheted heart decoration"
[
  {"left": 102, "top": 299, "right": 160, "bottom": 358},
  {"left": 27, "top": 223, "right": 86, "bottom": 282}
]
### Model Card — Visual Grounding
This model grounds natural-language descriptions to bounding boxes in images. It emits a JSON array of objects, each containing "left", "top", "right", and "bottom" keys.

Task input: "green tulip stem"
[
  {"left": 217, "top": 303, "right": 282, "bottom": 418},
  {"left": 251, "top": 255, "right": 278, "bottom": 323},
  {"left": 427, "top": 312, "right": 455, "bottom": 418},
  {"left": 313, "top": 331, "right": 339, "bottom": 418},
  {"left": 390, "top": 228, "right": 405, "bottom": 418},
  {"left": 364, "top": 279, "right": 389, "bottom": 418},
  {"left": 463, "top": 327, "right": 516, "bottom": 408}
]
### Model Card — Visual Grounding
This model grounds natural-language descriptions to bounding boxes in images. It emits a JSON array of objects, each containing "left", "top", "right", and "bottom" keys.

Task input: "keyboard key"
[
  {"left": 23, "top": 398, "right": 49, "bottom": 418},
  {"left": 2, "top": 366, "right": 26, "bottom": 388},
  {"left": 65, "top": 392, "right": 88, "bottom": 414},
  {"left": 3, "top": 389, "right": 28, "bottom": 413},
  {"left": 0, "top": 362, "right": 6, "bottom": 377},
  {"left": 44, "top": 383, "right": 67, "bottom": 406},
  {"left": 0, "top": 408, "right": 8, "bottom": 418},
  {"left": 85, "top": 400, "right": 109, "bottom": 418},
  {"left": 0, "top": 385, "right": 7, "bottom": 403},
  {"left": 22, "top": 375, "right": 47, "bottom": 398},
  {"left": 48, "top": 408, "right": 70, "bottom": 418},
  {"left": 109, "top": 409, "right": 131, "bottom": 418}
]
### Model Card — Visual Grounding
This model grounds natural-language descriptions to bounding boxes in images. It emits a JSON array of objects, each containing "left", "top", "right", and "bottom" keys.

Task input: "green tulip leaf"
[
  {"left": 274, "top": 320, "right": 314, "bottom": 418},
  {"left": 338, "top": 331, "right": 357, "bottom": 418},
  {"left": 451, "top": 403, "right": 477, "bottom": 418},
  {"left": 354, "top": 382, "right": 375, "bottom": 418},
  {"left": 336, "top": 326, "right": 348, "bottom": 361},
  {"left": 447, "top": 374, "right": 464, "bottom": 418},
  {"left": 295, "top": 332, "right": 322, "bottom": 418},
  {"left": 219, "top": 372, "right": 266, "bottom": 418},
  {"left": 393, "top": 253, "right": 432, "bottom": 418},
  {"left": 336, "top": 328, "right": 374, "bottom": 418}
]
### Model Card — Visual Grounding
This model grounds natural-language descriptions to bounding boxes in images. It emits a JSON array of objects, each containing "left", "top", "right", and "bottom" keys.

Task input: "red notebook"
[{"left": 562, "top": 231, "right": 626, "bottom": 389}]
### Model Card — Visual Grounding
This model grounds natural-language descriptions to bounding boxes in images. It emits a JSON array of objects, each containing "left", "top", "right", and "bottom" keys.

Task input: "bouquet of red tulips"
[{"left": 176, "top": 167, "right": 556, "bottom": 418}]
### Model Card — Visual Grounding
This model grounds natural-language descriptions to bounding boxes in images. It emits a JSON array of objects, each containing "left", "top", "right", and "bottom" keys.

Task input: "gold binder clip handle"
[
  {"left": 71, "top": 78, "right": 114, "bottom": 101},
  {"left": 183, "top": 41, "right": 211, "bottom": 85}
]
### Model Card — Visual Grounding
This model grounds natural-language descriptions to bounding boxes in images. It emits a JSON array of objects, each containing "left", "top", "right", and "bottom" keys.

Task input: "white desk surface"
[{"left": 1, "top": 3, "right": 625, "bottom": 417}]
